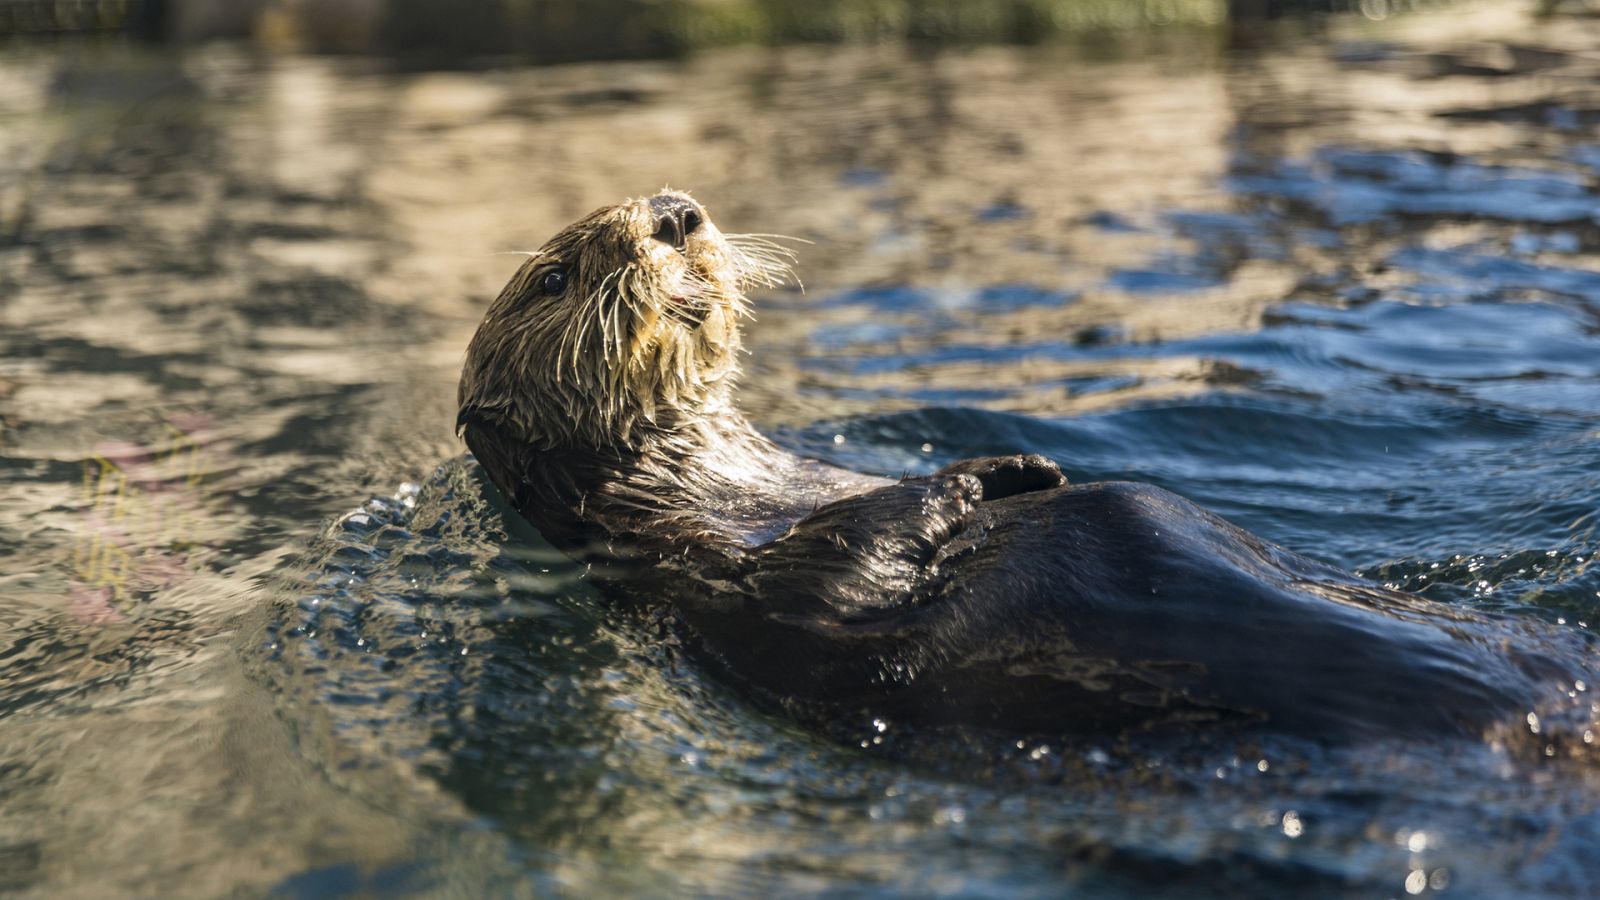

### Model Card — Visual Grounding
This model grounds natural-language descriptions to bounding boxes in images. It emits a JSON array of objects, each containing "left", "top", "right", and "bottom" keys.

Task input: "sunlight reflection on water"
[{"left": 2, "top": 2, "right": 1600, "bottom": 896}]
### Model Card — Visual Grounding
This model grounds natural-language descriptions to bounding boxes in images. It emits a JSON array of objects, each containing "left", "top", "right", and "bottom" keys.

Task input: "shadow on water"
[{"left": 5, "top": 0, "right": 1600, "bottom": 896}]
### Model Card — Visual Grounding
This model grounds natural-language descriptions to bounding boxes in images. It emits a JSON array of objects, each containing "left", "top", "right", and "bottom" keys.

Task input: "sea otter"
[{"left": 457, "top": 190, "right": 1595, "bottom": 746}]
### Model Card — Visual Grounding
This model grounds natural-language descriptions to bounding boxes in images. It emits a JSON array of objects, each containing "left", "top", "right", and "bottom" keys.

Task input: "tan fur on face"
[{"left": 458, "top": 190, "right": 794, "bottom": 450}]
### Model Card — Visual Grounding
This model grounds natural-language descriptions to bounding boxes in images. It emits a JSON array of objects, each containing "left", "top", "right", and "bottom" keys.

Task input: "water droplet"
[
  {"left": 1257, "top": 759, "right": 1269, "bottom": 772},
  {"left": 920, "top": 443, "right": 934, "bottom": 453},
  {"left": 1282, "top": 810, "right": 1304, "bottom": 838},
  {"left": 832, "top": 434, "right": 846, "bottom": 445},
  {"left": 1405, "top": 869, "right": 1426, "bottom": 894},
  {"left": 1407, "top": 831, "right": 1428, "bottom": 853}
]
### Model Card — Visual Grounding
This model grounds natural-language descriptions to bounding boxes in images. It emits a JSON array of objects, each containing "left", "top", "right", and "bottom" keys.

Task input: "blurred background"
[
  {"left": 5, "top": 0, "right": 1600, "bottom": 897},
  {"left": 0, "top": 0, "right": 1492, "bottom": 56}
]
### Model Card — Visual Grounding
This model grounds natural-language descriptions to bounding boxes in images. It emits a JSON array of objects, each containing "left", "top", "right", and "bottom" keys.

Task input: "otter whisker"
[
  {"left": 727, "top": 248, "right": 800, "bottom": 293},
  {"left": 724, "top": 239, "right": 797, "bottom": 257},
  {"left": 729, "top": 249, "right": 800, "bottom": 270},
  {"left": 605, "top": 286, "right": 625, "bottom": 365},
  {"left": 594, "top": 268, "right": 625, "bottom": 364},
  {"left": 723, "top": 234, "right": 802, "bottom": 255},
  {"left": 559, "top": 290, "right": 585, "bottom": 377},
  {"left": 589, "top": 278, "right": 608, "bottom": 371},
  {"left": 621, "top": 264, "right": 648, "bottom": 319},
  {"left": 732, "top": 246, "right": 798, "bottom": 265},
  {"left": 725, "top": 240, "right": 797, "bottom": 263},
  {"left": 725, "top": 247, "right": 802, "bottom": 280},
  {"left": 730, "top": 247, "right": 794, "bottom": 267},
  {"left": 723, "top": 232, "right": 813, "bottom": 246},
  {"left": 725, "top": 243, "right": 800, "bottom": 267}
]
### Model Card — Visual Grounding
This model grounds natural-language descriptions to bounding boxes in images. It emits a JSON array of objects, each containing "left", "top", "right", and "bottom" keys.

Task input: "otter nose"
[{"left": 648, "top": 195, "right": 704, "bottom": 252}]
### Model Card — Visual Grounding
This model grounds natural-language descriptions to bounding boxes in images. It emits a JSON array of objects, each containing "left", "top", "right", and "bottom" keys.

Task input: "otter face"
[{"left": 458, "top": 190, "right": 794, "bottom": 451}]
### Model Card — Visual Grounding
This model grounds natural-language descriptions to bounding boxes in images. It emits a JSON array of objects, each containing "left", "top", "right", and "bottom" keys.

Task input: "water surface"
[{"left": 4, "top": 5, "right": 1600, "bottom": 896}]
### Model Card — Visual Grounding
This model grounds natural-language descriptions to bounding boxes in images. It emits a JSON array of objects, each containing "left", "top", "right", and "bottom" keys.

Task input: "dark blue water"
[{"left": 5, "top": 6, "right": 1600, "bottom": 896}]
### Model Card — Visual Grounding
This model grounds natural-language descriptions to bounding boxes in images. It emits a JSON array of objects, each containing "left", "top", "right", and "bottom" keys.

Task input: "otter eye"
[{"left": 538, "top": 268, "right": 568, "bottom": 296}]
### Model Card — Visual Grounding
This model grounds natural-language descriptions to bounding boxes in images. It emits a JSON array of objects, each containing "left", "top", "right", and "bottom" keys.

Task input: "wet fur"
[{"left": 459, "top": 191, "right": 1596, "bottom": 747}]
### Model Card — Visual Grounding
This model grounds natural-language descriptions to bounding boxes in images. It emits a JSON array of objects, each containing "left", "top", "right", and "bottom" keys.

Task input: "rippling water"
[{"left": 5, "top": 5, "right": 1600, "bottom": 896}]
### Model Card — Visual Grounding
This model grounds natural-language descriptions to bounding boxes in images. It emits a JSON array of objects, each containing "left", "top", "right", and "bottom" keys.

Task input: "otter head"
[{"left": 457, "top": 190, "right": 793, "bottom": 453}]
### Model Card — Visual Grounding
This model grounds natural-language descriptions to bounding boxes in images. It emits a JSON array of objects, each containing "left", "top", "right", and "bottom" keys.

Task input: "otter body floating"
[{"left": 458, "top": 191, "right": 1595, "bottom": 746}]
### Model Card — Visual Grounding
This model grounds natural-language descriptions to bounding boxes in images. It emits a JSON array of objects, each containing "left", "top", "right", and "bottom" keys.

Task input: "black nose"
[{"left": 648, "top": 195, "right": 704, "bottom": 252}]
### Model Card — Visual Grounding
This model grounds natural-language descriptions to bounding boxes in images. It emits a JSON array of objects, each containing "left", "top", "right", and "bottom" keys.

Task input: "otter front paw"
[{"left": 935, "top": 454, "right": 1066, "bottom": 501}]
